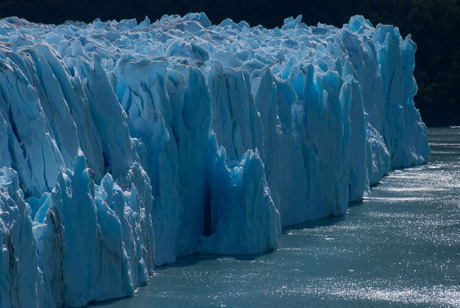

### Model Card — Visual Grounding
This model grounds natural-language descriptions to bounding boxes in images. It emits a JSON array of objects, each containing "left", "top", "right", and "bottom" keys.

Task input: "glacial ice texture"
[{"left": 0, "top": 13, "right": 429, "bottom": 307}]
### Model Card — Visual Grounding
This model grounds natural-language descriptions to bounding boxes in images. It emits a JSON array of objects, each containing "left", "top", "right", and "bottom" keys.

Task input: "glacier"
[{"left": 0, "top": 13, "right": 429, "bottom": 307}]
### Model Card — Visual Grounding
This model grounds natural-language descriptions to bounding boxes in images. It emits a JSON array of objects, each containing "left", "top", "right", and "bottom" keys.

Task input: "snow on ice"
[{"left": 0, "top": 13, "right": 429, "bottom": 307}]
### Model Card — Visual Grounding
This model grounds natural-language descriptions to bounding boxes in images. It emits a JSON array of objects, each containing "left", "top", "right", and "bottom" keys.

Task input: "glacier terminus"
[{"left": 0, "top": 13, "right": 429, "bottom": 307}]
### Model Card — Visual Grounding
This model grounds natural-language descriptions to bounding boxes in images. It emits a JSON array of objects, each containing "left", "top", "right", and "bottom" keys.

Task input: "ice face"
[{"left": 0, "top": 13, "right": 429, "bottom": 307}]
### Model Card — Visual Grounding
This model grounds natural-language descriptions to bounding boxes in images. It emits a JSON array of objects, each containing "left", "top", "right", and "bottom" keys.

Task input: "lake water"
[{"left": 92, "top": 127, "right": 460, "bottom": 307}]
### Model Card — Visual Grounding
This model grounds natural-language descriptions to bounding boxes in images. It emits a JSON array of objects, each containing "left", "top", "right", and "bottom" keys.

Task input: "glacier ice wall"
[{"left": 0, "top": 13, "right": 429, "bottom": 307}]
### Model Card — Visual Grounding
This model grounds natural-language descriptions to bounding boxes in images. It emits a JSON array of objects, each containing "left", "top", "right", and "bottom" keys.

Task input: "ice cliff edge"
[{"left": 0, "top": 13, "right": 429, "bottom": 307}]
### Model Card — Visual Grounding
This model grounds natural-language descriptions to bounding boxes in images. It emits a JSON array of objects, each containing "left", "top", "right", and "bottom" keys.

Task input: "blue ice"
[{"left": 0, "top": 13, "right": 429, "bottom": 307}]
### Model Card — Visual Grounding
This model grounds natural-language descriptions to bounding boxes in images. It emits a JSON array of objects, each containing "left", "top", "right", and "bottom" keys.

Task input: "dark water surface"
[{"left": 93, "top": 128, "right": 460, "bottom": 307}]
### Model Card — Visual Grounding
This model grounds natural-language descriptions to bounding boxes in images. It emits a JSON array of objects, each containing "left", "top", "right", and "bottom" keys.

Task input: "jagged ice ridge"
[{"left": 0, "top": 13, "right": 429, "bottom": 307}]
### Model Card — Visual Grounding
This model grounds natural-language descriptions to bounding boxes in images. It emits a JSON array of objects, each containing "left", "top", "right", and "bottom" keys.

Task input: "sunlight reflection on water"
[{"left": 91, "top": 128, "right": 460, "bottom": 308}]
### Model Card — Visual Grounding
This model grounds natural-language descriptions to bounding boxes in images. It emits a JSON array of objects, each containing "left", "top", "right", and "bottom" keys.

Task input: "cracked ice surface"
[{"left": 0, "top": 13, "right": 428, "bottom": 307}]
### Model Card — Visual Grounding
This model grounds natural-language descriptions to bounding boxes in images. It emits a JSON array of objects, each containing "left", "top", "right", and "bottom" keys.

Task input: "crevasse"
[{"left": 0, "top": 13, "right": 429, "bottom": 307}]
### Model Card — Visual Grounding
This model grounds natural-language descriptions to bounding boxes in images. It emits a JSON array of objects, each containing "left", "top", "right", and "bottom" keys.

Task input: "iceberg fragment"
[{"left": 0, "top": 13, "right": 429, "bottom": 307}]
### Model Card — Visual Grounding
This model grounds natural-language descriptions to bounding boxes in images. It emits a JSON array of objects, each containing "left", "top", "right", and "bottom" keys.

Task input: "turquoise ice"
[{"left": 0, "top": 13, "right": 429, "bottom": 307}]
